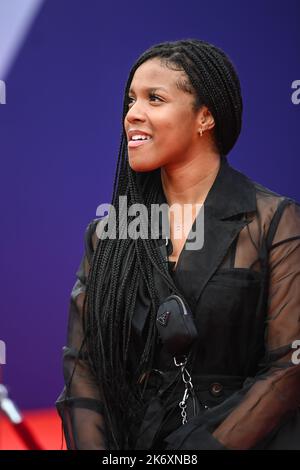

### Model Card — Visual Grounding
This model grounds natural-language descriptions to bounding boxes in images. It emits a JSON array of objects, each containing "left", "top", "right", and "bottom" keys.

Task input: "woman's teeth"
[
  {"left": 131, "top": 135, "right": 151, "bottom": 141},
  {"left": 128, "top": 136, "right": 152, "bottom": 148}
]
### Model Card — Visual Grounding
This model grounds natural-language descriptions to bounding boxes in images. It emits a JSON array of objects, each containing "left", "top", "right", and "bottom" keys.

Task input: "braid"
[{"left": 82, "top": 38, "right": 243, "bottom": 449}]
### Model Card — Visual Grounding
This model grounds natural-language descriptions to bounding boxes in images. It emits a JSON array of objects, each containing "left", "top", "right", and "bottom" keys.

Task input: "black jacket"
[{"left": 56, "top": 157, "right": 300, "bottom": 450}]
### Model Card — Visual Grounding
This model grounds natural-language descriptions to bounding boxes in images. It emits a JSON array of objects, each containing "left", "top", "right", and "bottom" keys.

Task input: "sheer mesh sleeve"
[
  {"left": 56, "top": 220, "right": 107, "bottom": 450},
  {"left": 164, "top": 200, "right": 300, "bottom": 450}
]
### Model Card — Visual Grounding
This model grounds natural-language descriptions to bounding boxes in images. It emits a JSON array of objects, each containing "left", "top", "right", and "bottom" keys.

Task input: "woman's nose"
[{"left": 125, "top": 102, "right": 147, "bottom": 123}]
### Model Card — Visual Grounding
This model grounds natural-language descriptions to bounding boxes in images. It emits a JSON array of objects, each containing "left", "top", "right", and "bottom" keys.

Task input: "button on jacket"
[{"left": 56, "top": 157, "right": 300, "bottom": 450}]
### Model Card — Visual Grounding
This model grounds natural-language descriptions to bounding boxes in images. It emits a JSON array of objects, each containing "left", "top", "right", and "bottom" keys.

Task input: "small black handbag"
[{"left": 156, "top": 294, "right": 199, "bottom": 357}]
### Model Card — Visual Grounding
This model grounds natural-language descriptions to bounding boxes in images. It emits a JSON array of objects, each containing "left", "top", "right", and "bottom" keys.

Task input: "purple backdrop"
[{"left": 0, "top": 0, "right": 299, "bottom": 410}]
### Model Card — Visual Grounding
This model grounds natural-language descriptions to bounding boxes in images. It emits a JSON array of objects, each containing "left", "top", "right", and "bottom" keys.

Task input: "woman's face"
[{"left": 124, "top": 58, "right": 206, "bottom": 173}]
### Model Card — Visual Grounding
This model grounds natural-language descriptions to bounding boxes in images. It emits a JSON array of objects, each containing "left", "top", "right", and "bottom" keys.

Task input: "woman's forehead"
[{"left": 130, "top": 59, "right": 187, "bottom": 94}]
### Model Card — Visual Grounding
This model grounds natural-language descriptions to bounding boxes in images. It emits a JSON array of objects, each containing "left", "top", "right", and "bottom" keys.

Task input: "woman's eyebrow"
[{"left": 128, "top": 86, "right": 168, "bottom": 94}]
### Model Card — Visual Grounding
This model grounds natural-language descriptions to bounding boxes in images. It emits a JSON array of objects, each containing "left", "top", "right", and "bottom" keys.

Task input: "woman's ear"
[{"left": 197, "top": 106, "right": 215, "bottom": 132}]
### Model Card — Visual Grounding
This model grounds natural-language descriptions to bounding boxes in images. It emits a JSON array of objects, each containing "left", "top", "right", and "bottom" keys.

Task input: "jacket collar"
[{"left": 204, "top": 156, "right": 257, "bottom": 219}]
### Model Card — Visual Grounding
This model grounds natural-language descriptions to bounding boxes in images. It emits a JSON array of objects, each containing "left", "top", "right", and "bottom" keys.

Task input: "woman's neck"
[{"left": 160, "top": 152, "right": 221, "bottom": 206}]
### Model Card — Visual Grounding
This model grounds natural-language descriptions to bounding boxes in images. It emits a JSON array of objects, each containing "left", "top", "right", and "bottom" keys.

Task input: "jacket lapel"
[
  {"left": 157, "top": 157, "right": 257, "bottom": 308},
  {"left": 175, "top": 213, "right": 248, "bottom": 308}
]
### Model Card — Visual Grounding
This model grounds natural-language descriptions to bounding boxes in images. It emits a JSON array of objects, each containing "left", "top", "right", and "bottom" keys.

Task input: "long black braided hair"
[{"left": 83, "top": 38, "right": 243, "bottom": 449}]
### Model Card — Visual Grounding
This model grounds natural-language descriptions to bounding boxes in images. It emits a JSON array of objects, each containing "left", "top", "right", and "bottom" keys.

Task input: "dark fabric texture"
[{"left": 56, "top": 157, "right": 300, "bottom": 450}]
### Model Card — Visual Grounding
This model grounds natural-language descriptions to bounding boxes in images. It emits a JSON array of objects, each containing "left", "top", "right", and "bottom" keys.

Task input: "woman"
[{"left": 56, "top": 39, "right": 300, "bottom": 450}]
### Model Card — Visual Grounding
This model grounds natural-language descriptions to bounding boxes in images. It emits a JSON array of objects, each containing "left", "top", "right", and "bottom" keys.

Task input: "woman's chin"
[{"left": 128, "top": 157, "right": 159, "bottom": 173}]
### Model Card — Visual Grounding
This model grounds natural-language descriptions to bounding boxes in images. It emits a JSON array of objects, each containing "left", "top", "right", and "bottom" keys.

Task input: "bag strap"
[{"left": 265, "top": 197, "right": 293, "bottom": 250}]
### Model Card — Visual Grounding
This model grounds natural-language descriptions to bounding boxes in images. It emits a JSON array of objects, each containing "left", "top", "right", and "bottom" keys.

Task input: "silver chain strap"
[{"left": 174, "top": 356, "right": 195, "bottom": 425}]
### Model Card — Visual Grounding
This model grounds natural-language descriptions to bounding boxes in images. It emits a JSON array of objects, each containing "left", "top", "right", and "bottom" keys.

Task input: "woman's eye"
[
  {"left": 127, "top": 94, "right": 161, "bottom": 107},
  {"left": 149, "top": 93, "right": 161, "bottom": 102}
]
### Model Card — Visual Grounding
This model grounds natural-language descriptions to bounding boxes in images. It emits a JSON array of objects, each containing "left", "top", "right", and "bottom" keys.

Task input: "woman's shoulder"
[
  {"left": 227, "top": 160, "right": 300, "bottom": 240},
  {"left": 250, "top": 179, "right": 300, "bottom": 244}
]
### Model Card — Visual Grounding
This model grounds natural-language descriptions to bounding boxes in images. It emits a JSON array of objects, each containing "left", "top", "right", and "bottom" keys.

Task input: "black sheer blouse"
[{"left": 56, "top": 157, "right": 300, "bottom": 450}]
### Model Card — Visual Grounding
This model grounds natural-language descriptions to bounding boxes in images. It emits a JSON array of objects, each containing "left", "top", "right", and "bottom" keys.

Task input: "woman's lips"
[{"left": 128, "top": 138, "right": 152, "bottom": 148}]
